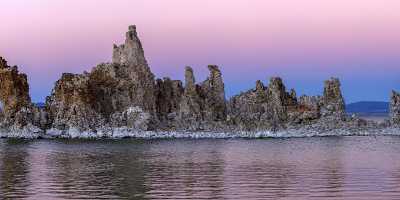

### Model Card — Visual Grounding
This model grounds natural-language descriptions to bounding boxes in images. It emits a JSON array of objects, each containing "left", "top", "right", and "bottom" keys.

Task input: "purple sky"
[{"left": 1, "top": 0, "right": 400, "bottom": 103}]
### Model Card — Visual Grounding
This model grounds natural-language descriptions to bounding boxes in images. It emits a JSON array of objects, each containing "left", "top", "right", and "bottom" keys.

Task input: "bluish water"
[{"left": 1, "top": 136, "right": 400, "bottom": 199}]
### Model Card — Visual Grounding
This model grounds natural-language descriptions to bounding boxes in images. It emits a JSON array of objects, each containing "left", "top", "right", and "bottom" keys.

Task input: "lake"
[{"left": 1, "top": 136, "right": 400, "bottom": 199}]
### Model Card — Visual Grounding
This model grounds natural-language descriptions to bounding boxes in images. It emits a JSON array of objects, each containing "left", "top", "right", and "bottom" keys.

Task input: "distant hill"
[
  {"left": 346, "top": 101, "right": 389, "bottom": 115},
  {"left": 34, "top": 102, "right": 46, "bottom": 109}
]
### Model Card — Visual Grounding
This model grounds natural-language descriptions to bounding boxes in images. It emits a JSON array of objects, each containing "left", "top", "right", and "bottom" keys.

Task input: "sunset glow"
[{"left": 1, "top": 0, "right": 399, "bottom": 102}]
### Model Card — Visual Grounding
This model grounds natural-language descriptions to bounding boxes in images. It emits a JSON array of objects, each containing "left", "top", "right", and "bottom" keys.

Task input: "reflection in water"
[
  {"left": 0, "top": 140, "right": 32, "bottom": 198},
  {"left": 142, "top": 140, "right": 226, "bottom": 199},
  {"left": 1, "top": 137, "right": 400, "bottom": 199}
]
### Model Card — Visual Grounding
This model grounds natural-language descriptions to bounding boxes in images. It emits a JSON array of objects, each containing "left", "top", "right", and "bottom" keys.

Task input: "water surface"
[{"left": 1, "top": 136, "right": 400, "bottom": 199}]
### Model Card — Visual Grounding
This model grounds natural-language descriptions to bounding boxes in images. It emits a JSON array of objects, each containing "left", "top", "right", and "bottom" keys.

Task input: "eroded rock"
[
  {"left": 45, "top": 73, "right": 103, "bottom": 131},
  {"left": 200, "top": 65, "right": 227, "bottom": 121},
  {"left": 390, "top": 90, "right": 400, "bottom": 125},
  {"left": 46, "top": 26, "right": 157, "bottom": 133},
  {"left": 1, "top": 25, "right": 392, "bottom": 138},
  {"left": 112, "top": 25, "right": 147, "bottom": 66},
  {"left": 227, "top": 77, "right": 346, "bottom": 131},
  {"left": 0, "top": 57, "right": 37, "bottom": 129},
  {"left": 155, "top": 77, "right": 184, "bottom": 127},
  {"left": 321, "top": 78, "right": 346, "bottom": 119}
]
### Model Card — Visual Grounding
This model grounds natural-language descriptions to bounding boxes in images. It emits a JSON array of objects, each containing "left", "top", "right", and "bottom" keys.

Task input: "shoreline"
[{"left": 2, "top": 126, "right": 399, "bottom": 139}]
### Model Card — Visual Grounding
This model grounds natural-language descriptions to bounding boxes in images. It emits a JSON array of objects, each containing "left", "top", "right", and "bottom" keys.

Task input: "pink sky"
[{"left": 1, "top": 0, "right": 400, "bottom": 102}]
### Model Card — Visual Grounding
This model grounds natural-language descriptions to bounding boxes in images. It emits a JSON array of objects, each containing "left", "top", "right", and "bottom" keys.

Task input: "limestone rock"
[
  {"left": 227, "top": 84, "right": 267, "bottom": 130},
  {"left": 321, "top": 77, "right": 346, "bottom": 119},
  {"left": 110, "top": 106, "right": 151, "bottom": 130},
  {"left": 228, "top": 77, "right": 301, "bottom": 130},
  {"left": 266, "top": 77, "right": 291, "bottom": 125},
  {"left": 227, "top": 77, "right": 346, "bottom": 131},
  {"left": 0, "top": 57, "right": 31, "bottom": 115},
  {"left": 199, "top": 65, "right": 227, "bottom": 121},
  {"left": 89, "top": 62, "right": 156, "bottom": 115},
  {"left": 155, "top": 77, "right": 184, "bottom": 126},
  {"left": 112, "top": 25, "right": 147, "bottom": 66},
  {"left": 390, "top": 90, "right": 400, "bottom": 125},
  {"left": 296, "top": 95, "right": 322, "bottom": 121},
  {"left": 175, "top": 65, "right": 228, "bottom": 130},
  {"left": 0, "top": 57, "right": 35, "bottom": 128},
  {"left": 45, "top": 73, "right": 104, "bottom": 131},
  {"left": 1, "top": 25, "right": 391, "bottom": 138},
  {"left": 46, "top": 25, "right": 157, "bottom": 132},
  {"left": 110, "top": 26, "right": 157, "bottom": 113},
  {"left": 177, "top": 66, "right": 203, "bottom": 130}
]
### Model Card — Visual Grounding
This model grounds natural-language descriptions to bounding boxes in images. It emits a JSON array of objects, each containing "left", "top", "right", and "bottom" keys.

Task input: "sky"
[{"left": 1, "top": 0, "right": 400, "bottom": 103}]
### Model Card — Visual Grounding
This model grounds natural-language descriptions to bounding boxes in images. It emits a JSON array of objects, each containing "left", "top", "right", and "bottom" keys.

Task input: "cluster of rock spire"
[{"left": 0, "top": 25, "right": 399, "bottom": 137}]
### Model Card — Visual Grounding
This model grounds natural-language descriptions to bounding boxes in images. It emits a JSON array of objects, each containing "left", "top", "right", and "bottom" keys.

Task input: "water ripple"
[{"left": 1, "top": 137, "right": 400, "bottom": 199}]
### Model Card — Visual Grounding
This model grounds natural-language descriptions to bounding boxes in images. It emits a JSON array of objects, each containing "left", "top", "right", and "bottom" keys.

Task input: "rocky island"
[{"left": 1, "top": 25, "right": 399, "bottom": 138}]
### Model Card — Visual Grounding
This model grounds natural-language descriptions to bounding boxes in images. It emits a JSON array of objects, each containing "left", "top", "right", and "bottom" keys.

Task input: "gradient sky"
[{"left": 1, "top": 0, "right": 400, "bottom": 103}]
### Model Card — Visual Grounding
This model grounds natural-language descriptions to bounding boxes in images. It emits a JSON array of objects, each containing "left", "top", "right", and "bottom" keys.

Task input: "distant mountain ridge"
[
  {"left": 346, "top": 101, "right": 389, "bottom": 114},
  {"left": 34, "top": 101, "right": 390, "bottom": 114},
  {"left": 34, "top": 102, "right": 45, "bottom": 109}
]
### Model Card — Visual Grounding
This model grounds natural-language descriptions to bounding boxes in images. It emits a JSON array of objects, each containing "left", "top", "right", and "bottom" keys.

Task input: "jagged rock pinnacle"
[
  {"left": 112, "top": 25, "right": 147, "bottom": 66},
  {"left": 322, "top": 77, "right": 345, "bottom": 118},
  {"left": 0, "top": 57, "right": 8, "bottom": 69},
  {"left": 0, "top": 57, "right": 35, "bottom": 128},
  {"left": 202, "top": 65, "right": 226, "bottom": 121},
  {"left": 390, "top": 90, "right": 400, "bottom": 125},
  {"left": 2, "top": 25, "right": 398, "bottom": 138},
  {"left": 184, "top": 66, "right": 196, "bottom": 95}
]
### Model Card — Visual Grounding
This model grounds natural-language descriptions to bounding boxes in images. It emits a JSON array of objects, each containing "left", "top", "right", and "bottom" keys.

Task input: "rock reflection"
[
  {"left": 44, "top": 140, "right": 151, "bottom": 199},
  {"left": 142, "top": 140, "right": 226, "bottom": 199},
  {"left": 1, "top": 137, "right": 400, "bottom": 199},
  {"left": 308, "top": 137, "right": 346, "bottom": 198},
  {"left": 0, "top": 139, "right": 32, "bottom": 198}
]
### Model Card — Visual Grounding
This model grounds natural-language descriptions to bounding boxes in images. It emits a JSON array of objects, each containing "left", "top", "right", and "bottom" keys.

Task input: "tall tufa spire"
[{"left": 112, "top": 25, "right": 147, "bottom": 66}]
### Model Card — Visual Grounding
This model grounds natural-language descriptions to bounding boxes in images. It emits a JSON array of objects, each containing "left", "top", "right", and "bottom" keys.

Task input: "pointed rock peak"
[
  {"left": 255, "top": 80, "right": 264, "bottom": 91},
  {"left": 390, "top": 90, "right": 400, "bottom": 124},
  {"left": 207, "top": 65, "right": 220, "bottom": 73},
  {"left": 206, "top": 65, "right": 223, "bottom": 84},
  {"left": 0, "top": 57, "right": 7, "bottom": 69},
  {"left": 184, "top": 66, "right": 196, "bottom": 94},
  {"left": 290, "top": 88, "right": 297, "bottom": 99},
  {"left": 0, "top": 57, "right": 31, "bottom": 115},
  {"left": 0, "top": 57, "right": 21, "bottom": 73},
  {"left": 269, "top": 77, "right": 282, "bottom": 84},
  {"left": 112, "top": 25, "right": 147, "bottom": 66},
  {"left": 207, "top": 65, "right": 223, "bottom": 80},
  {"left": 185, "top": 66, "right": 195, "bottom": 85},
  {"left": 322, "top": 77, "right": 345, "bottom": 117},
  {"left": 323, "top": 77, "right": 343, "bottom": 102},
  {"left": 268, "top": 77, "right": 285, "bottom": 90},
  {"left": 127, "top": 25, "right": 137, "bottom": 37}
]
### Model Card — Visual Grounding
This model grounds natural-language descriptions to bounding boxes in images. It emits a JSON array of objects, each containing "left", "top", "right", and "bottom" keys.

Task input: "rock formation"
[
  {"left": 0, "top": 58, "right": 31, "bottom": 116},
  {"left": 155, "top": 77, "right": 184, "bottom": 128},
  {"left": 200, "top": 65, "right": 227, "bottom": 121},
  {"left": 390, "top": 90, "right": 400, "bottom": 125},
  {"left": 0, "top": 25, "right": 396, "bottom": 138},
  {"left": 45, "top": 26, "right": 157, "bottom": 134},
  {"left": 45, "top": 73, "right": 104, "bottom": 131},
  {"left": 228, "top": 76, "right": 346, "bottom": 131},
  {"left": 44, "top": 26, "right": 229, "bottom": 134},
  {"left": 0, "top": 57, "right": 31, "bottom": 127},
  {"left": 112, "top": 25, "right": 147, "bottom": 66},
  {"left": 0, "top": 57, "right": 44, "bottom": 136},
  {"left": 177, "top": 66, "right": 203, "bottom": 130},
  {"left": 161, "top": 65, "right": 227, "bottom": 130},
  {"left": 321, "top": 78, "right": 346, "bottom": 119}
]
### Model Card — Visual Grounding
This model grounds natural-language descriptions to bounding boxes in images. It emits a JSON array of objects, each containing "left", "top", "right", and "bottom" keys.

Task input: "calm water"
[{"left": 1, "top": 136, "right": 400, "bottom": 199}]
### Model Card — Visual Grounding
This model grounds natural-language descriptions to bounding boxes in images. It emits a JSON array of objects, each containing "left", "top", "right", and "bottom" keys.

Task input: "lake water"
[{"left": 1, "top": 136, "right": 400, "bottom": 199}]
